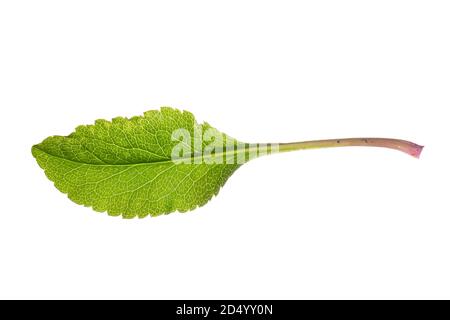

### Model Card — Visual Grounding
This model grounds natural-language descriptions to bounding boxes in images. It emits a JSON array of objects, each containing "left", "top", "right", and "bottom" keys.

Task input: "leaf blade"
[{"left": 32, "top": 107, "right": 242, "bottom": 218}]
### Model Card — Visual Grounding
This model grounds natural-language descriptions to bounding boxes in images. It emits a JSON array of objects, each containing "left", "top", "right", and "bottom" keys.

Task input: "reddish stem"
[{"left": 278, "top": 138, "right": 423, "bottom": 158}]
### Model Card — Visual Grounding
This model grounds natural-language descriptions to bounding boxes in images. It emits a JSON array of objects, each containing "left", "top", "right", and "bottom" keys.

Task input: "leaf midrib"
[{"left": 32, "top": 143, "right": 256, "bottom": 167}]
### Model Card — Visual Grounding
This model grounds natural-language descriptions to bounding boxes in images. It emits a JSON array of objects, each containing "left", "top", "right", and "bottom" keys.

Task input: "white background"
[{"left": 1, "top": 0, "right": 449, "bottom": 299}]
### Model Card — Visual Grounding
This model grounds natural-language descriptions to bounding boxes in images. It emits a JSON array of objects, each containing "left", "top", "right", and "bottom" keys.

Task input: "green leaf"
[
  {"left": 32, "top": 107, "right": 246, "bottom": 218},
  {"left": 32, "top": 107, "right": 423, "bottom": 218}
]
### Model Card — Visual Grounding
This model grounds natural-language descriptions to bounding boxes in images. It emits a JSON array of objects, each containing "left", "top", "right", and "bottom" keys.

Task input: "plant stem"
[{"left": 278, "top": 138, "right": 423, "bottom": 158}]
